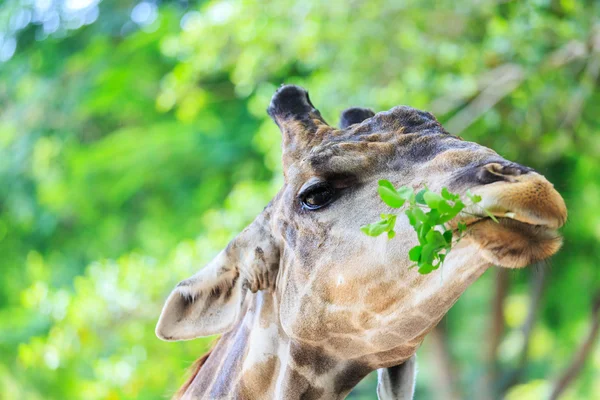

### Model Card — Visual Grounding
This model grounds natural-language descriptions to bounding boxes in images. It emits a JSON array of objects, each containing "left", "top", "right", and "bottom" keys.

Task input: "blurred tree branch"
[
  {"left": 443, "top": 64, "right": 525, "bottom": 134},
  {"left": 433, "top": 35, "right": 594, "bottom": 135},
  {"left": 481, "top": 269, "right": 509, "bottom": 398},
  {"left": 559, "top": 25, "right": 600, "bottom": 134},
  {"left": 549, "top": 291, "right": 600, "bottom": 400},
  {"left": 429, "top": 321, "right": 462, "bottom": 400},
  {"left": 500, "top": 267, "right": 547, "bottom": 394}
]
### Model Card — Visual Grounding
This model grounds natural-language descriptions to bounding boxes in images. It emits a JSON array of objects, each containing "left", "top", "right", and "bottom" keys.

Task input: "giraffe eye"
[{"left": 299, "top": 183, "right": 335, "bottom": 210}]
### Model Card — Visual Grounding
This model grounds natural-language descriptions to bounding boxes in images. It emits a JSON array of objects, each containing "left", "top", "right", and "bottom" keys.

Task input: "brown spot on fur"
[
  {"left": 327, "top": 336, "right": 367, "bottom": 355},
  {"left": 333, "top": 361, "right": 371, "bottom": 394},
  {"left": 318, "top": 283, "right": 358, "bottom": 305},
  {"left": 291, "top": 343, "right": 336, "bottom": 375},
  {"left": 238, "top": 356, "right": 280, "bottom": 398},
  {"left": 324, "top": 310, "right": 363, "bottom": 334},
  {"left": 365, "top": 282, "right": 407, "bottom": 314},
  {"left": 295, "top": 295, "right": 364, "bottom": 339},
  {"left": 283, "top": 368, "right": 325, "bottom": 400},
  {"left": 358, "top": 311, "right": 376, "bottom": 329},
  {"left": 371, "top": 331, "right": 402, "bottom": 349},
  {"left": 374, "top": 343, "right": 418, "bottom": 367},
  {"left": 293, "top": 298, "right": 328, "bottom": 341},
  {"left": 392, "top": 314, "right": 431, "bottom": 340}
]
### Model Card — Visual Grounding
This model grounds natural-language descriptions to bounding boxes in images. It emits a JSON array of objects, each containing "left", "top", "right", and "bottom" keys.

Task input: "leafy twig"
[{"left": 361, "top": 181, "right": 494, "bottom": 274}]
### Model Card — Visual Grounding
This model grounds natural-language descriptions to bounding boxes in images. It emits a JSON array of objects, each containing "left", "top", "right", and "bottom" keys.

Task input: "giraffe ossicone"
[{"left": 156, "top": 85, "right": 567, "bottom": 399}]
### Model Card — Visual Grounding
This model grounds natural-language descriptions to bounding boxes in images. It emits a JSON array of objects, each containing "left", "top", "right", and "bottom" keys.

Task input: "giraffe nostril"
[
  {"left": 477, "top": 162, "right": 530, "bottom": 184},
  {"left": 487, "top": 162, "right": 521, "bottom": 176}
]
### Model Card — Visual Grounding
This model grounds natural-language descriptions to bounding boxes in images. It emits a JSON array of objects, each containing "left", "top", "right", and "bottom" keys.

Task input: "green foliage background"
[{"left": 1, "top": 0, "right": 599, "bottom": 399}]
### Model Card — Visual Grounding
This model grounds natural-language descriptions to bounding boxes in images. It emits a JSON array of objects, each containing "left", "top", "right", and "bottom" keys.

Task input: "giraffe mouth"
[
  {"left": 463, "top": 172, "right": 567, "bottom": 230},
  {"left": 451, "top": 171, "right": 567, "bottom": 268},
  {"left": 461, "top": 215, "right": 563, "bottom": 268},
  {"left": 462, "top": 211, "right": 561, "bottom": 230}
]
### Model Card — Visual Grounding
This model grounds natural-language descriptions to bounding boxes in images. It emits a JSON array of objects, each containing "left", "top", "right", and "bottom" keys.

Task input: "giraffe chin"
[{"left": 466, "top": 217, "right": 562, "bottom": 268}]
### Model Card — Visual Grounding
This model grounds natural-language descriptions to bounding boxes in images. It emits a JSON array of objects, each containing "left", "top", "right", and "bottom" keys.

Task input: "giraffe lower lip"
[
  {"left": 492, "top": 217, "right": 556, "bottom": 234},
  {"left": 464, "top": 217, "right": 563, "bottom": 268}
]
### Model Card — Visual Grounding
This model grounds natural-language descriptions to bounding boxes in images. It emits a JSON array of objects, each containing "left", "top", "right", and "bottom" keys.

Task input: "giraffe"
[{"left": 156, "top": 85, "right": 567, "bottom": 399}]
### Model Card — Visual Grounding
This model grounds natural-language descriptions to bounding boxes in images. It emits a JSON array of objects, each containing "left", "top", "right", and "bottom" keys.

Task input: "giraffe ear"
[
  {"left": 155, "top": 250, "right": 244, "bottom": 341},
  {"left": 156, "top": 216, "right": 279, "bottom": 341},
  {"left": 267, "top": 85, "right": 331, "bottom": 169},
  {"left": 339, "top": 107, "right": 375, "bottom": 129},
  {"left": 377, "top": 355, "right": 417, "bottom": 400}
]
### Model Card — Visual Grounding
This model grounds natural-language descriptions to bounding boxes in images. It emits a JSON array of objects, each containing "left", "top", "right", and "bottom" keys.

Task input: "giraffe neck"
[
  {"left": 179, "top": 291, "right": 370, "bottom": 400},
  {"left": 179, "top": 243, "right": 491, "bottom": 399}
]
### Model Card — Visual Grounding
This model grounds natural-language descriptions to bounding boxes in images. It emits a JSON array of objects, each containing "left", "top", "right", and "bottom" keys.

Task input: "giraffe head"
[{"left": 156, "top": 85, "right": 566, "bottom": 367}]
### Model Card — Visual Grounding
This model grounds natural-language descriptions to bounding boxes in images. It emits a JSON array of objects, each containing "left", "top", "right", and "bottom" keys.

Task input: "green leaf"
[
  {"left": 415, "top": 189, "right": 427, "bottom": 205},
  {"left": 457, "top": 222, "right": 467, "bottom": 232},
  {"left": 466, "top": 189, "right": 482, "bottom": 203},
  {"left": 426, "top": 230, "right": 446, "bottom": 247},
  {"left": 418, "top": 263, "right": 435, "bottom": 274},
  {"left": 378, "top": 180, "right": 396, "bottom": 191},
  {"left": 378, "top": 186, "right": 406, "bottom": 208},
  {"left": 405, "top": 208, "right": 417, "bottom": 226},
  {"left": 427, "top": 209, "right": 441, "bottom": 225},
  {"left": 451, "top": 202, "right": 465, "bottom": 214},
  {"left": 361, "top": 220, "right": 389, "bottom": 236},
  {"left": 441, "top": 187, "right": 460, "bottom": 201},
  {"left": 423, "top": 191, "right": 444, "bottom": 208},
  {"left": 396, "top": 186, "right": 415, "bottom": 201},
  {"left": 438, "top": 213, "right": 456, "bottom": 224},
  {"left": 412, "top": 208, "right": 428, "bottom": 223},
  {"left": 362, "top": 213, "right": 397, "bottom": 237},
  {"left": 443, "top": 230, "right": 453, "bottom": 244},
  {"left": 420, "top": 242, "right": 438, "bottom": 263},
  {"left": 437, "top": 200, "right": 453, "bottom": 214},
  {"left": 418, "top": 223, "right": 432, "bottom": 244},
  {"left": 407, "top": 208, "right": 428, "bottom": 228},
  {"left": 408, "top": 245, "right": 422, "bottom": 262},
  {"left": 387, "top": 230, "right": 396, "bottom": 239}
]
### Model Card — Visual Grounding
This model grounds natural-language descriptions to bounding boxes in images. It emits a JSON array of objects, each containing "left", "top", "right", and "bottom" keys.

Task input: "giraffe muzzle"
[
  {"left": 461, "top": 167, "right": 567, "bottom": 268},
  {"left": 470, "top": 166, "right": 567, "bottom": 230}
]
